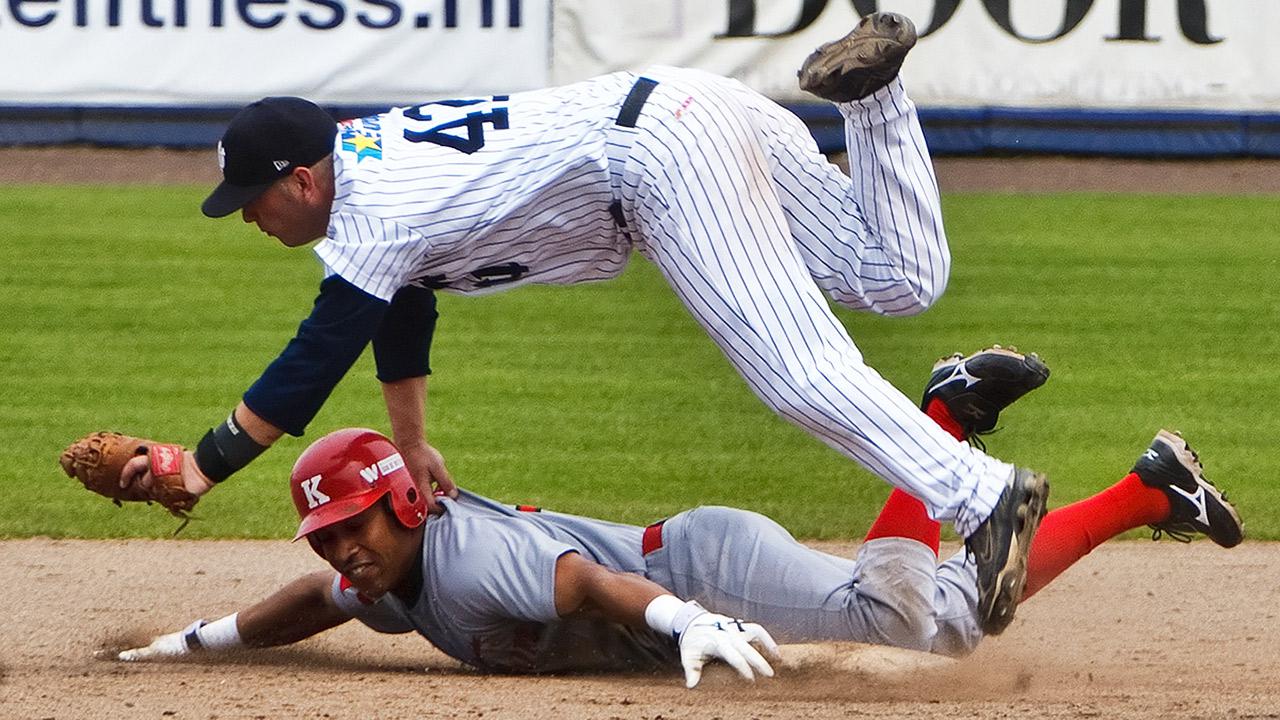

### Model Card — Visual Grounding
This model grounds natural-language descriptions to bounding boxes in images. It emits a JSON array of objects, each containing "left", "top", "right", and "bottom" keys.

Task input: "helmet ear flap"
[{"left": 390, "top": 479, "right": 427, "bottom": 529}]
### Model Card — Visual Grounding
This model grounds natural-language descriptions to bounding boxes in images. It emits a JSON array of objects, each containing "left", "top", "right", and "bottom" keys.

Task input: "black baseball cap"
[{"left": 201, "top": 96, "right": 337, "bottom": 218}]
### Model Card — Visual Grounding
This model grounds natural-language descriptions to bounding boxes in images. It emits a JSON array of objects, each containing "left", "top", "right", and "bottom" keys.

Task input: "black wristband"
[
  {"left": 193, "top": 412, "right": 270, "bottom": 483},
  {"left": 183, "top": 621, "right": 206, "bottom": 652},
  {"left": 194, "top": 431, "right": 232, "bottom": 483}
]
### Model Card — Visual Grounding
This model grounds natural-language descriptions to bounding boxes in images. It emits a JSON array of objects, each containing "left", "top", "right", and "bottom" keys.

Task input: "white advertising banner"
[
  {"left": 552, "top": 0, "right": 1279, "bottom": 112},
  {"left": 0, "top": 0, "right": 550, "bottom": 105}
]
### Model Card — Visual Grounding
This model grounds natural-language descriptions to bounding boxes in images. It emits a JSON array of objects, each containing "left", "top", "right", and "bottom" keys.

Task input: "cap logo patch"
[
  {"left": 273, "top": 159, "right": 290, "bottom": 171},
  {"left": 216, "top": 142, "right": 226, "bottom": 171}
]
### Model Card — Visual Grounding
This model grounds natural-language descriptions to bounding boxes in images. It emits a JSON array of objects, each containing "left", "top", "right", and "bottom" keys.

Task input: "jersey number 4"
[{"left": 402, "top": 97, "right": 509, "bottom": 154}]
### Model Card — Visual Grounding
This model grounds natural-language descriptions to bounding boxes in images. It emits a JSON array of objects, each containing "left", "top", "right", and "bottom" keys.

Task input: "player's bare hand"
[
  {"left": 399, "top": 439, "right": 457, "bottom": 514},
  {"left": 678, "top": 612, "right": 780, "bottom": 688},
  {"left": 119, "top": 451, "right": 215, "bottom": 499}
]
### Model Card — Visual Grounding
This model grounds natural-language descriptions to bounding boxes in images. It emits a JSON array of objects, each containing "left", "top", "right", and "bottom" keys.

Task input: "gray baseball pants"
[{"left": 642, "top": 505, "right": 983, "bottom": 657}]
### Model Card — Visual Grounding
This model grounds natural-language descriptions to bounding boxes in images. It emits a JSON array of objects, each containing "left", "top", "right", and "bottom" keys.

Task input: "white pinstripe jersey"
[{"left": 315, "top": 72, "right": 641, "bottom": 301}]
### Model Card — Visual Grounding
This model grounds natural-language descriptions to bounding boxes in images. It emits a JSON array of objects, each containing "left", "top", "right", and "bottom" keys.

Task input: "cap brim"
[
  {"left": 292, "top": 490, "right": 387, "bottom": 541},
  {"left": 201, "top": 180, "right": 275, "bottom": 218}
]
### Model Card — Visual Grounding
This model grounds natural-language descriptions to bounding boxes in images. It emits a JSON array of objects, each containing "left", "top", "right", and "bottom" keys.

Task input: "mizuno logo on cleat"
[
  {"left": 1168, "top": 484, "right": 1210, "bottom": 526},
  {"left": 926, "top": 364, "right": 981, "bottom": 395}
]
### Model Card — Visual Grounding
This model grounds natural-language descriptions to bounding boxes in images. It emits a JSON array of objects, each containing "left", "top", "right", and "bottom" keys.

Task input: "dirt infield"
[{"left": 4, "top": 537, "right": 1277, "bottom": 719}]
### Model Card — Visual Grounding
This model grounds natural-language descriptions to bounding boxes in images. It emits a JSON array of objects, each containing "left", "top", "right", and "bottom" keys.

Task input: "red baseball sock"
[
  {"left": 1022, "top": 472, "right": 1171, "bottom": 600},
  {"left": 863, "top": 489, "right": 941, "bottom": 555},
  {"left": 924, "top": 398, "right": 965, "bottom": 442},
  {"left": 862, "top": 399, "right": 962, "bottom": 555}
]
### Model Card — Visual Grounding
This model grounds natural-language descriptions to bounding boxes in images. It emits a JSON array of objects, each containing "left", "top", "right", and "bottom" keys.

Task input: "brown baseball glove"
[{"left": 59, "top": 432, "right": 199, "bottom": 520}]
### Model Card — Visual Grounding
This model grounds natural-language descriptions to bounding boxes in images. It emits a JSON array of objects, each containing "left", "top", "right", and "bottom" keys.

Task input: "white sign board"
[
  {"left": 0, "top": 0, "right": 550, "bottom": 104},
  {"left": 552, "top": 0, "right": 1278, "bottom": 112}
]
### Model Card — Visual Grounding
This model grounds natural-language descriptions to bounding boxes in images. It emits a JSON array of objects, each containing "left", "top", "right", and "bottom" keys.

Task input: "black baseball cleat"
[
  {"left": 921, "top": 346, "right": 1050, "bottom": 439},
  {"left": 798, "top": 11, "right": 918, "bottom": 103},
  {"left": 1134, "top": 430, "right": 1243, "bottom": 548},
  {"left": 966, "top": 467, "right": 1049, "bottom": 636}
]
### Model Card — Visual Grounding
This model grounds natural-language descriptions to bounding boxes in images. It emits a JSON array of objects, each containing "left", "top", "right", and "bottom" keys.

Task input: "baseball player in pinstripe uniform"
[
  {"left": 121, "top": 13, "right": 1047, "bottom": 635},
  {"left": 115, "top": 348, "right": 1242, "bottom": 687}
]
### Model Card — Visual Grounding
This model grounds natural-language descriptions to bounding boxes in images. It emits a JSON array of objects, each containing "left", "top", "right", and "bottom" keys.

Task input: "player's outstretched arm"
[
  {"left": 103, "top": 275, "right": 410, "bottom": 519},
  {"left": 119, "top": 274, "right": 397, "bottom": 498},
  {"left": 553, "top": 552, "right": 780, "bottom": 688},
  {"left": 118, "top": 570, "right": 350, "bottom": 661}
]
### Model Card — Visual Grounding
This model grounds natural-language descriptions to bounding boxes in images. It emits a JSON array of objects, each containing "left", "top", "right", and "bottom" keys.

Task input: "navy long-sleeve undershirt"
[{"left": 243, "top": 275, "right": 437, "bottom": 437}]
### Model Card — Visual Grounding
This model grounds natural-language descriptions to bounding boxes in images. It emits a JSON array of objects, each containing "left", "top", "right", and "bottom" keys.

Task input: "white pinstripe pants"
[{"left": 607, "top": 68, "right": 1012, "bottom": 535}]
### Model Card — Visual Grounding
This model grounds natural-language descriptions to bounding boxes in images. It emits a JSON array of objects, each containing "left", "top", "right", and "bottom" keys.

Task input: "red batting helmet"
[{"left": 289, "top": 428, "right": 427, "bottom": 547}]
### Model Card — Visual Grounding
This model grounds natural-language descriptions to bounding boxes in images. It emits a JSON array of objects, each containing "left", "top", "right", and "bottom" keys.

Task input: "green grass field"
[{"left": 2, "top": 187, "right": 1277, "bottom": 540}]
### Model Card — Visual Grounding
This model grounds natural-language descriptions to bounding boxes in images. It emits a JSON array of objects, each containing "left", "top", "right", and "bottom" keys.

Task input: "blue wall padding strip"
[{"left": 1, "top": 103, "right": 1278, "bottom": 157}]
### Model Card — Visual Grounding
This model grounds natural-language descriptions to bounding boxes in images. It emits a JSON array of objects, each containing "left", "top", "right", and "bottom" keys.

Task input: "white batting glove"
[
  {"left": 677, "top": 611, "right": 780, "bottom": 689},
  {"left": 117, "top": 614, "right": 242, "bottom": 662},
  {"left": 118, "top": 620, "right": 205, "bottom": 661}
]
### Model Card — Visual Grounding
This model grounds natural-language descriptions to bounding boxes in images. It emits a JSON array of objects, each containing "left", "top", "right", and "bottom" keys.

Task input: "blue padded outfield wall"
[{"left": 1, "top": 104, "right": 1277, "bottom": 158}]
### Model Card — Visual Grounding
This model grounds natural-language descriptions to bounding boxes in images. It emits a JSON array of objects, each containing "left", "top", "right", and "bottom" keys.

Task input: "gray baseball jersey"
[
  {"left": 315, "top": 66, "right": 1014, "bottom": 537},
  {"left": 330, "top": 490, "right": 984, "bottom": 673}
]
